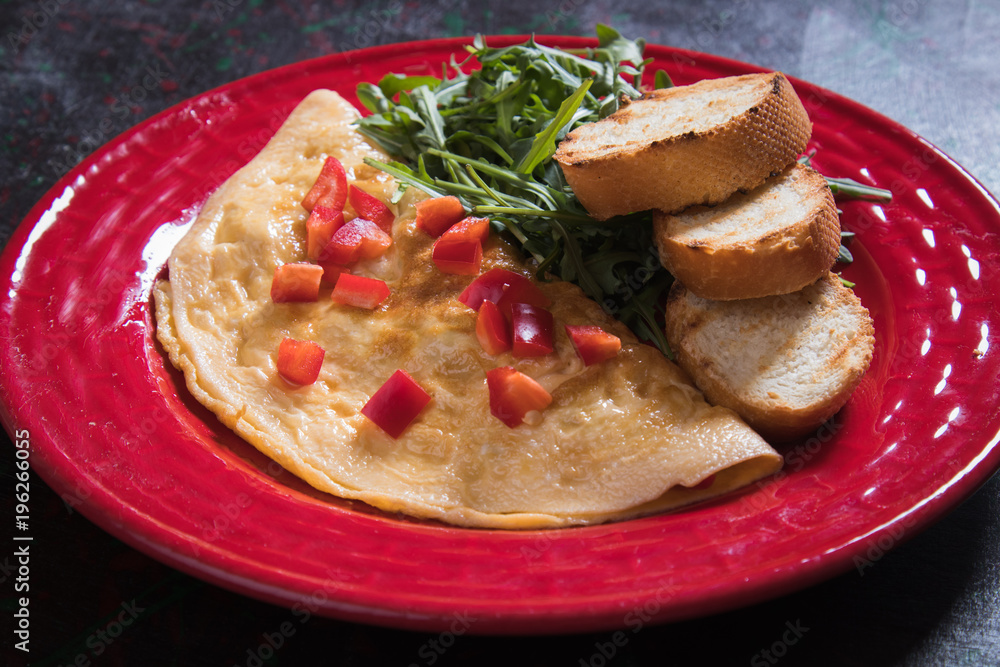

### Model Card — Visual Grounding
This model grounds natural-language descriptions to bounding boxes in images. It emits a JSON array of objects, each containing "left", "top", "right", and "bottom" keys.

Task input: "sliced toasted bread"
[
  {"left": 553, "top": 71, "right": 812, "bottom": 220},
  {"left": 653, "top": 163, "right": 840, "bottom": 300},
  {"left": 664, "top": 273, "right": 874, "bottom": 441}
]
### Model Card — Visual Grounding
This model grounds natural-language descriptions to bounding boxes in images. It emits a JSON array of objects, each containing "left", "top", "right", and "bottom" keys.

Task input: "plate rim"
[{"left": 3, "top": 34, "right": 1000, "bottom": 634}]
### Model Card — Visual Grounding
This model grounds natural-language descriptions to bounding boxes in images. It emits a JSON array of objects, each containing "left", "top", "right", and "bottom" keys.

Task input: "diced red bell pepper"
[
  {"left": 511, "top": 302, "right": 554, "bottom": 358},
  {"left": 565, "top": 324, "right": 622, "bottom": 366},
  {"left": 348, "top": 185, "right": 394, "bottom": 233},
  {"left": 319, "top": 218, "right": 393, "bottom": 266},
  {"left": 431, "top": 216, "right": 490, "bottom": 275},
  {"left": 438, "top": 216, "right": 490, "bottom": 246},
  {"left": 432, "top": 237, "right": 482, "bottom": 275},
  {"left": 302, "top": 156, "right": 348, "bottom": 212},
  {"left": 486, "top": 366, "right": 553, "bottom": 428},
  {"left": 306, "top": 206, "right": 345, "bottom": 261},
  {"left": 495, "top": 277, "right": 553, "bottom": 322},
  {"left": 270, "top": 263, "right": 324, "bottom": 303},
  {"left": 475, "top": 300, "right": 511, "bottom": 355},
  {"left": 277, "top": 337, "right": 325, "bottom": 386},
  {"left": 457, "top": 268, "right": 552, "bottom": 312},
  {"left": 457, "top": 269, "right": 506, "bottom": 310},
  {"left": 361, "top": 369, "right": 432, "bottom": 438},
  {"left": 415, "top": 196, "right": 466, "bottom": 237},
  {"left": 331, "top": 273, "right": 391, "bottom": 309},
  {"left": 317, "top": 262, "right": 350, "bottom": 286}
]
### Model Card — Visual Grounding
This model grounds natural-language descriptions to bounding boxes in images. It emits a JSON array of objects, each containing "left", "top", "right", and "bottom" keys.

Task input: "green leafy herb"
[
  {"left": 798, "top": 152, "right": 893, "bottom": 202},
  {"left": 354, "top": 27, "right": 890, "bottom": 356},
  {"left": 654, "top": 69, "right": 674, "bottom": 90},
  {"left": 837, "top": 242, "right": 855, "bottom": 264},
  {"left": 797, "top": 152, "right": 891, "bottom": 266},
  {"left": 355, "top": 26, "right": 673, "bottom": 355}
]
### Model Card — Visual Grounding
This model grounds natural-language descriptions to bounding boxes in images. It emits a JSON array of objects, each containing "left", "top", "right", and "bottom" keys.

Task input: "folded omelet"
[{"left": 154, "top": 89, "right": 782, "bottom": 528}]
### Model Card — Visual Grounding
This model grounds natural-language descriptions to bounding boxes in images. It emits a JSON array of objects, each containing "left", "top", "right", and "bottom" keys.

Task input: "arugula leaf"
[
  {"left": 798, "top": 152, "right": 893, "bottom": 202},
  {"left": 354, "top": 27, "right": 890, "bottom": 357},
  {"left": 796, "top": 153, "right": 891, "bottom": 267},
  {"left": 595, "top": 24, "right": 645, "bottom": 66},
  {"left": 654, "top": 69, "right": 674, "bottom": 90},
  {"left": 354, "top": 27, "right": 672, "bottom": 354},
  {"left": 377, "top": 73, "right": 442, "bottom": 101},
  {"left": 514, "top": 80, "right": 592, "bottom": 175}
]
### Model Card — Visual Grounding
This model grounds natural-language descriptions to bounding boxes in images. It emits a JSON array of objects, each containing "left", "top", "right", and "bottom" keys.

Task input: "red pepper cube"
[
  {"left": 319, "top": 218, "right": 392, "bottom": 266},
  {"left": 277, "top": 337, "right": 325, "bottom": 386},
  {"left": 431, "top": 217, "right": 490, "bottom": 275},
  {"left": 415, "top": 196, "right": 466, "bottom": 237},
  {"left": 565, "top": 324, "right": 622, "bottom": 366},
  {"left": 270, "top": 263, "right": 324, "bottom": 303},
  {"left": 317, "top": 262, "right": 350, "bottom": 286},
  {"left": 486, "top": 366, "right": 552, "bottom": 428},
  {"left": 331, "top": 273, "right": 391, "bottom": 309},
  {"left": 511, "top": 302, "right": 554, "bottom": 358},
  {"left": 495, "top": 278, "right": 553, "bottom": 322},
  {"left": 354, "top": 220, "right": 393, "bottom": 260},
  {"left": 475, "top": 300, "right": 511, "bottom": 355},
  {"left": 306, "top": 206, "right": 345, "bottom": 261},
  {"left": 302, "top": 156, "right": 348, "bottom": 212},
  {"left": 439, "top": 216, "right": 490, "bottom": 245},
  {"left": 432, "top": 238, "right": 483, "bottom": 275},
  {"left": 457, "top": 268, "right": 550, "bottom": 312},
  {"left": 348, "top": 184, "right": 394, "bottom": 233},
  {"left": 457, "top": 267, "right": 512, "bottom": 310},
  {"left": 362, "top": 369, "right": 432, "bottom": 438}
]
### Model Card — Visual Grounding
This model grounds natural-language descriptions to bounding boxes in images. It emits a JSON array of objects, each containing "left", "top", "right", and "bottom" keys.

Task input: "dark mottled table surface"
[{"left": 2, "top": 1, "right": 999, "bottom": 665}]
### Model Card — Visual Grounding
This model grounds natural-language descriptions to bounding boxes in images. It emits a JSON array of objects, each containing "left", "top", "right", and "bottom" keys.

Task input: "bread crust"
[
  {"left": 653, "top": 164, "right": 840, "bottom": 300},
  {"left": 664, "top": 273, "right": 874, "bottom": 441},
  {"left": 554, "top": 72, "right": 812, "bottom": 220}
]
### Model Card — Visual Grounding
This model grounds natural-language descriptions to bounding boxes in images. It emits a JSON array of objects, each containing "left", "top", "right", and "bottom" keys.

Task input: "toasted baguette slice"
[
  {"left": 665, "top": 273, "right": 874, "bottom": 441},
  {"left": 553, "top": 71, "right": 812, "bottom": 220},
  {"left": 653, "top": 163, "right": 840, "bottom": 300}
]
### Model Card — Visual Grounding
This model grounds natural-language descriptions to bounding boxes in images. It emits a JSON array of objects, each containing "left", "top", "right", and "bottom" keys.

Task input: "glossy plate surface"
[{"left": 2, "top": 37, "right": 999, "bottom": 634}]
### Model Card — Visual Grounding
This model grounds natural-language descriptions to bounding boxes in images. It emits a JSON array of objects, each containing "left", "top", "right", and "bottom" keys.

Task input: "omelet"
[{"left": 153, "top": 89, "right": 782, "bottom": 528}]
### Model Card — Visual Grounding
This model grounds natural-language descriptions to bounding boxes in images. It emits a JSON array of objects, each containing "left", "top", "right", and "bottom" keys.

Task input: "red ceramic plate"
[{"left": 2, "top": 37, "right": 1000, "bottom": 635}]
